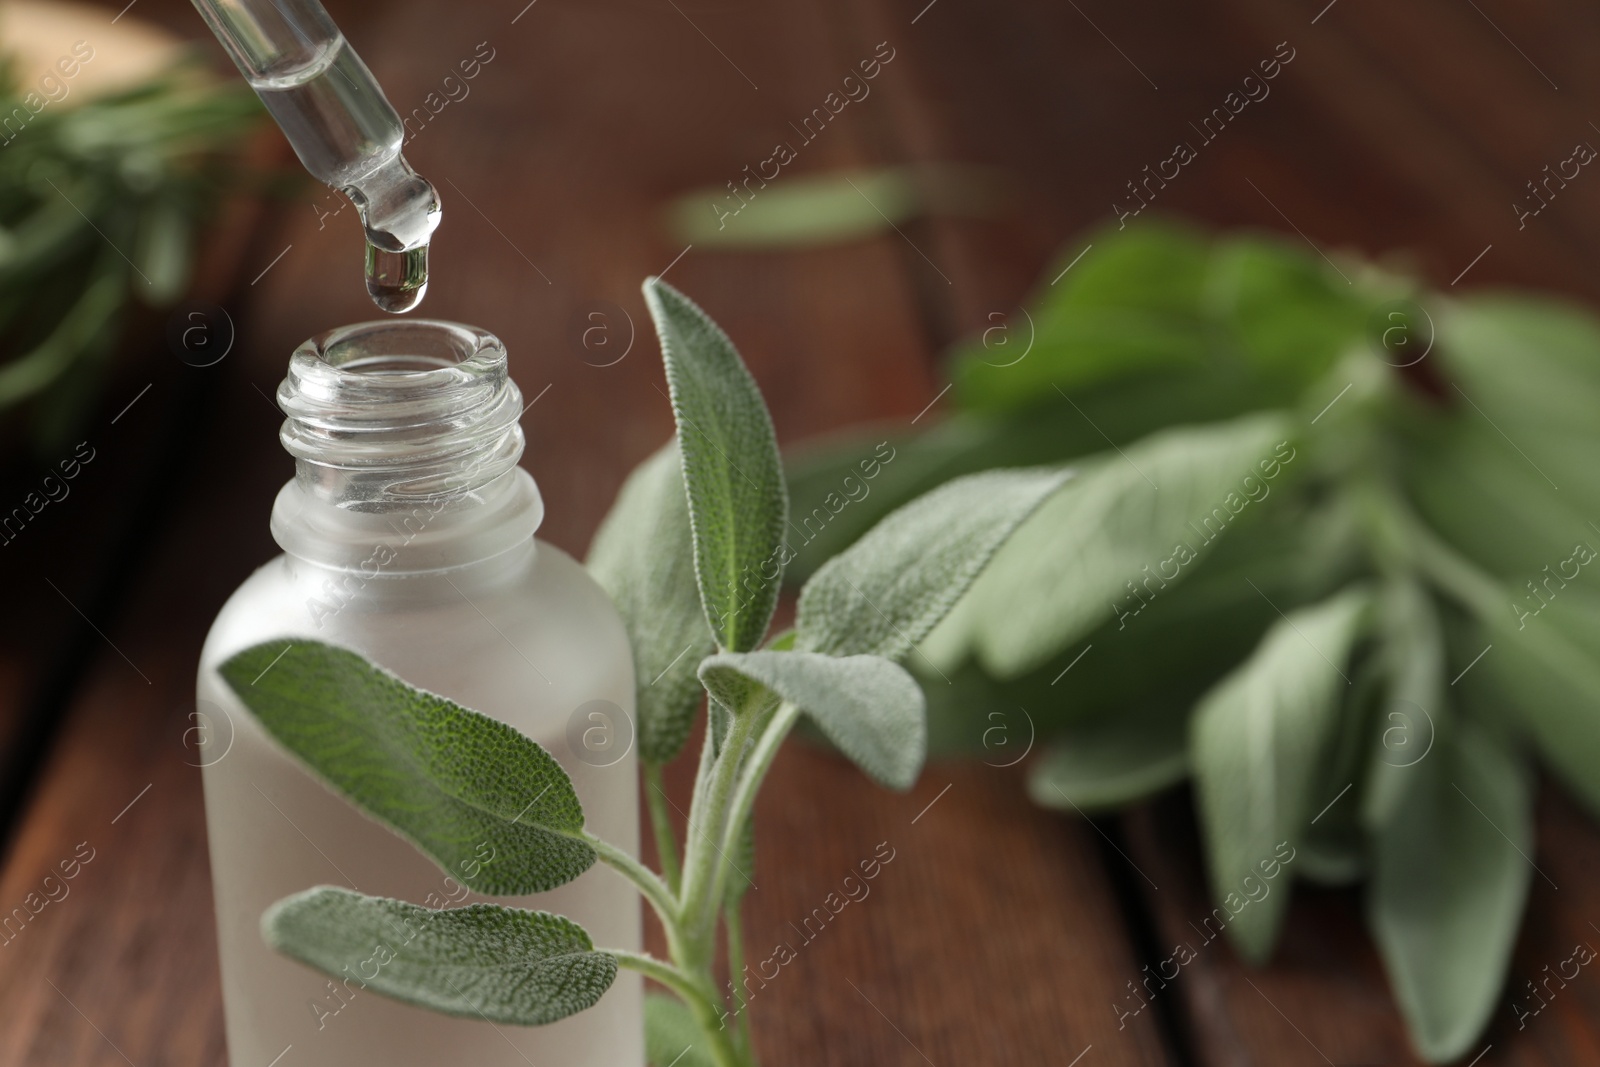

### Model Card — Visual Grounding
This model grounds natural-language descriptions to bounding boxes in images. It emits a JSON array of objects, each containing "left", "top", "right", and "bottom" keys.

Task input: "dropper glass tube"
[{"left": 190, "top": 0, "right": 441, "bottom": 312}]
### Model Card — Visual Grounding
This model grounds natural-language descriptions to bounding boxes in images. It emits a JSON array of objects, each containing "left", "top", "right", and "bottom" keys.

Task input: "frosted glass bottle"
[{"left": 195, "top": 320, "right": 643, "bottom": 1067}]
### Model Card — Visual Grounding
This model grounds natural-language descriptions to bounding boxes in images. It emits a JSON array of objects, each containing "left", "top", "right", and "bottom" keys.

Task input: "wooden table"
[{"left": 4, "top": 0, "right": 1600, "bottom": 1063}]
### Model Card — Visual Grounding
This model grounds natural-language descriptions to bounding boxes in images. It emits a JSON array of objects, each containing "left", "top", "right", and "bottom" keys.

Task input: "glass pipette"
[{"left": 189, "top": 0, "right": 441, "bottom": 312}]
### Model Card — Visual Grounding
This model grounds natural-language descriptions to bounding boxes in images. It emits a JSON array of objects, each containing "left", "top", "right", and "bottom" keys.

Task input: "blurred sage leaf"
[
  {"left": 264, "top": 887, "right": 616, "bottom": 1026},
  {"left": 1369, "top": 719, "right": 1532, "bottom": 1063},
  {"left": 1363, "top": 579, "right": 1448, "bottom": 831},
  {"left": 699, "top": 650, "right": 926, "bottom": 791},
  {"left": 1297, "top": 651, "right": 1382, "bottom": 887},
  {"left": 945, "top": 412, "right": 1294, "bottom": 678},
  {"left": 646, "top": 993, "right": 717, "bottom": 1067},
  {"left": 0, "top": 61, "right": 260, "bottom": 447},
  {"left": 1407, "top": 295, "right": 1600, "bottom": 580},
  {"left": 1202, "top": 234, "right": 1367, "bottom": 390},
  {"left": 951, "top": 222, "right": 1212, "bottom": 413},
  {"left": 1403, "top": 410, "right": 1593, "bottom": 581},
  {"left": 1191, "top": 587, "right": 1372, "bottom": 962},
  {"left": 949, "top": 226, "right": 1367, "bottom": 419},
  {"left": 919, "top": 493, "right": 1337, "bottom": 760},
  {"left": 794, "top": 466, "right": 1074, "bottom": 664},
  {"left": 587, "top": 441, "right": 715, "bottom": 764},
  {"left": 1028, "top": 702, "right": 1189, "bottom": 812},
  {"left": 134, "top": 196, "right": 192, "bottom": 304},
  {"left": 782, "top": 413, "right": 1087, "bottom": 585},
  {"left": 1437, "top": 295, "right": 1600, "bottom": 435},
  {"left": 1484, "top": 590, "right": 1600, "bottom": 817},
  {"left": 0, "top": 261, "right": 123, "bottom": 405},
  {"left": 644, "top": 277, "right": 788, "bottom": 653},
  {"left": 667, "top": 164, "right": 999, "bottom": 248},
  {"left": 219, "top": 640, "right": 594, "bottom": 895}
]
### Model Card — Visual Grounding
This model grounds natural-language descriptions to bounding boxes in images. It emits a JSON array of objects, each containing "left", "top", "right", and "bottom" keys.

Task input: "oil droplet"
[{"left": 366, "top": 241, "right": 429, "bottom": 314}]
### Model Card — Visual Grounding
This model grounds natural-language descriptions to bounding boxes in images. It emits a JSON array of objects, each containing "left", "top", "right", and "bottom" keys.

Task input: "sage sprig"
[
  {"left": 219, "top": 277, "right": 1072, "bottom": 1066},
  {"left": 783, "top": 219, "right": 1591, "bottom": 1062}
]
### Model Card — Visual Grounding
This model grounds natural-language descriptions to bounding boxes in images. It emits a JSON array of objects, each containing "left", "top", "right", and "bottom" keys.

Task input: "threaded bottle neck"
[
  {"left": 278, "top": 320, "right": 524, "bottom": 507},
  {"left": 271, "top": 320, "right": 541, "bottom": 573}
]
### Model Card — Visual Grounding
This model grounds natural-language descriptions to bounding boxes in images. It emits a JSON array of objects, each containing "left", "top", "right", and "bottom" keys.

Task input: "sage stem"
[
  {"left": 643, "top": 762, "right": 683, "bottom": 894},
  {"left": 611, "top": 950, "right": 748, "bottom": 1067},
  {"left": 582, "top": 830, "right": 679, "bottom": 928},
  {"left": 679, "top": 705, "right": 760, "bottom": 954}
]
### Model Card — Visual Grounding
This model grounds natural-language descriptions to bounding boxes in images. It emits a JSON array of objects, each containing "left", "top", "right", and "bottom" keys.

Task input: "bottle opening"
[
  {"left": 278, "top": 320, "right": 524, "bottom": 507},
  {"left": 337, "top": 353, "right": 456, "bottom": 373},
  {"left": 315, "top": 319, "right": 483, "bottom": 371}
]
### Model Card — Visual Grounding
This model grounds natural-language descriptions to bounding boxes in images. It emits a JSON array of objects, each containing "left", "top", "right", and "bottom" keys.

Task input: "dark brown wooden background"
[{"left": 4, "top": 0, "right": 1600, "bottom": 1064}]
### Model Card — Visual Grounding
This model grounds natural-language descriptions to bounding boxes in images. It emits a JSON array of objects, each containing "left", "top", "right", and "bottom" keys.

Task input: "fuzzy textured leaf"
[
  {"left": 588, "top": 441, "right": 716, "bottom": 763},
  {"left": 644, "top": 278, "right": 787, "bottom": 652},
  {"left": 219, "top": 640, "right": 593, "bottom": 895},
  {"left": 950, "top": 412, "right": 1295, "bottom": 677},
  {"left": 1369, "top": 720, "right": 1532, "bottom": 1062},
  {"left": 794, "top": 467, "right": 1075, "bottom": 663},
  {"left": 264, "top": 887, "right": 616, "bottom": 1026},
  {"left": 1191, "top": 588, "right": 1371, "bottom": 962},
  {"left": 700, "top": 650, "right": 926, "bottom": 791}
]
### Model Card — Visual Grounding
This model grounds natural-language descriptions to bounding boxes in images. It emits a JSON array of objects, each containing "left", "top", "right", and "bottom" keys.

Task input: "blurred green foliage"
[
  {"left": 785, "top": 217, "right": 1593, "bottom": 1061},
  {"left": 0, "top": 55, "right": 260, "bottom": 450}
]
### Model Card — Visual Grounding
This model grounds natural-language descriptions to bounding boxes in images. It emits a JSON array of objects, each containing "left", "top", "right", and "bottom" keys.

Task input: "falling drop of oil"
[
  {"left": 345, "top": 155, "right": 440, "bottom": 315},
  {"left": 365, "top": 241, "right": 429, "bottom": 314}
]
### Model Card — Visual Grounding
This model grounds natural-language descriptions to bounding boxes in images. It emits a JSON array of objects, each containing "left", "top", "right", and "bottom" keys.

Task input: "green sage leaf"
[
  {"left": 919, "top": 499, "right": 1334, "bottom": 766},
  {"left": 950, "top": 222, "right": 1212, "bottom": 413},
  {"left": 1369, "top": 719, "right": 1533, "bottom": 1063},
  {"left": 644, "top": 278, "right": 788, "bottom": 652},
  {"left": 952, "top": 412, "right": 1295, "bottom": 677},
  {"left": 264, "top": 886, "right": 616, "bottom": 1026},
  {"left": 1297, "top": 649, "right": 1382, "bottom": 887},
  {"left": 134, "top": 197, "right": 192, "bottom": 305},
  {"left": 1202, "top": 234, "right": 1367, "bottom": 390},
  {"left": 1483, "top": 589, "right": 1600, "bottom": 817},
  {"left": 219, "top": 640, "right": 594, "bottom": 895},
  {"left": 1027, "top": 701, "right": 1189, "bottom": 812},
  {"left": 1191, "top": 587, "right": 1372, "bottom": 963},
  {"left": 587, "top": 441, "right": 715, "bottom": 764},
  {"left": 782, "top": 412, "right": 1095, "bottom": 586},
  {"left": 667, "top": 165, "right": 999, "bottom": 249},
  {"left": 1363, "top": 579, "right": 1448, "bottom": 831},
  {"left": 1408, "top": 295, "right": 1600, "bottom": 579},
  {"left": 669, "top": 167, "right": 918, "bottom": 248},
  {"left": 646, "top": 993, "right": 717, "bottom": 1067},
  {"left": 794, "top": 467, "right": 1075, "bottom": 663},
  {"left": 1437, "top": 295, "right": 1600, "bottom": 437},
  {"left": 699, "top": 650, "right": 926, "bottom": 791},
  {"left": 1403, "top": 412, "right": 1595, "bottom": 582}
]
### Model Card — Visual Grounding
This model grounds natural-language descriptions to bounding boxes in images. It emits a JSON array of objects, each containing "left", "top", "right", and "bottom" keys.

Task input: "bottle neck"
[{"left": 270, "top": 320, "right": 542, "bottom": 573}]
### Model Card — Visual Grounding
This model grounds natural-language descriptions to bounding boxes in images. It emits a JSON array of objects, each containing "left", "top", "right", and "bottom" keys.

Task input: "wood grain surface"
[{"left": 3, "top": 0, "right": 1600, "bottom": 1064}]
